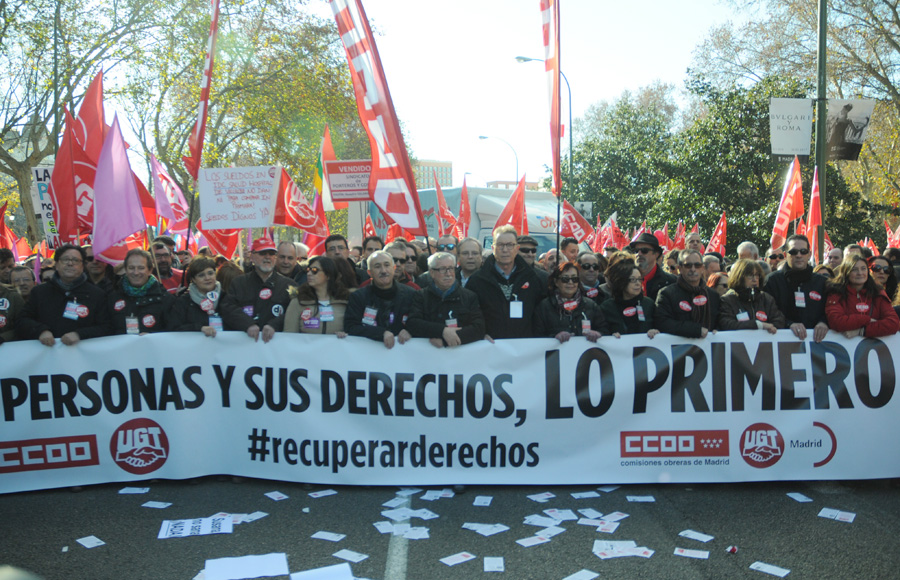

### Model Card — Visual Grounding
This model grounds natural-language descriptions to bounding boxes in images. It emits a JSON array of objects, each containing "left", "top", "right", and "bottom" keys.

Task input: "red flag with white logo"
[
  {"left": 272, "top": 168, "right": 329, "bottom": 236},
  {"left": 329, "top": 0, "right": 427, "bottom": 235},
  {"left": 363, "top": 214, "right": 377, "bottom": 239},
  {"left": 493, "top": 176, "right": 528, "bottom": 235},
  {"left": 74, "top": 70, "right": 109, "bottom": 163},
  {"left": 707, "top": 211, "right": 727, "bottom": 255},
  {"left": 559, "top": 199, "right": 593, "bottom": 243},
  {"left": 433, "top": 171, "right": 457, "bottom": 237},
  {"left": 183, "top": 0, "right": 221, "bottom": 181},
  {"left": 198, "top": 219, "right": 240, "bottom": 259},
  {"left": 541, "top": 0, "right": 562, "bottom": 196},
  {"left": 673, "top": 220, "right": 686, "bottom": 250},
  {"left": 771, "top": 156, "right": 805, "bottom": 250},
  {"left": 49, "top": 107, "right": 96, "bottom": 243},
  {"left": 302, "top": 192, "right": 330, "bottom": 256}
]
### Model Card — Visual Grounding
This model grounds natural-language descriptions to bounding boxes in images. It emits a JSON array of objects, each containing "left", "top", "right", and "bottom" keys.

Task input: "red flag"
[
  {"left": 74, "top": 70, "right": 108, "bottom": 163},
  {"left": 673, "top": 221, "right": 686, "bottom": 250},
  {"left": 433, "top": 171, "right": 457, "bottom": 237},
  {"left": 609, "top": 219, "right": 628, "bottom": 250},
  {"left": 363, "top": 214, "right": 377, "bottom": 239},
  {"left": 49, "top": 108, "right": 97, "bottom": 243},
  {"left": 385, "top": 223, "right": 402, "bottom": 244},
  {"left": 302, "top": 192, "right": 330, "bottom": 256},
  {"left": 454, "top": 177, "right": 471, "bottom": 239},
  {"left": 796, "top": 217, "right": 807, "bottom": 236},
  {"left": 330, "top": 0, "right": 427, "bottom": 235},
  {"left": 559, "top": 199, "right": 593, "bottom": 243},
  {"left": 807, "top": 167, "right": 823, "bottom": 263},
  {"left": 151, "top": 154, "right": 189, "bottom": 235},
  {"left": 183, "top": 0, "right": 221, "bottom": 181},
  {"left": 91, "top": 116, "right": 146, "bottom": 257},
  {"left": 96, "top": 231, "right": 148, "bottom": 266},
  {"left": 198, "top": 220, "right": 240, "bottom": 258},
  {"left": 707, "top": 211, "right": 727, "bottom": 255},
  {"left": 590, "top": 215, "right": 606, "bottom": 253},
  {"left": 864, "top": 237, "right": 881, "bottom": 256},
  {"left": 316, "top": 125, "right": 346, "bottom": 211},
  {"left": 493, "top": 175, "right": 528, "bottom": 235},
  {"left": 885, "top": 219, "right": 900, "bottom": 249},
  {"left": 690, "top": 223, "right": 699, "bottom": 234},
  {"left": 15, "top": 236, "right": 30, "bottom": 260},
  {"left": 541, "top": 0, "right": 562, "bottom": 196},
  {"left": 630, "top": 220, "right": 648, "bottom": 243},
  {"left": 771, "top": 156, "right": 805, "bottom": 250},
  {"left": 272, "top": 168, "right": 328, "bottom": 235},
  {"left": 0, "top": 202, "right": 19, "bottom": 259}
]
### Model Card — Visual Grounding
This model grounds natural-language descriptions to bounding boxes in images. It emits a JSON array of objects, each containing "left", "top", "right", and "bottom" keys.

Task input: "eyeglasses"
[
  {"left": 308, "top": 267, "right": 321, "bottom": 275},
  {"left": 59, "top": 258, "right": 83, "bottom": 265},
  {"left": 768, "top": 253, "right": 785, "bottom": 260},
  {"left": 870, "top": 265, "right": 892, "bottom": 273},
  {"left": 393, "top": 257, "right": 413, "bottom": 264},
  {"left": 635, "top": 247, "right": 655, "bottom": 255},
  {"left": 681, "top": 262, "right": 704, "bottom": 269},
  {"left": 787, "top": 248, "right": 810, "bottom": 256},
  {"left": 628, "top": 277, "right": 643, "bottom": 283},
  {"left": 431, "top": 266, "right": 455, "bottom": 274},
  {"left": 579, "top": 263, "right": 601, "bottom": 270},
  {"left": 437, "top": 244, "right": 456, "bottom": 251},
  {"left": 558, "top": 276, "right": 579, "bottom": 284},
  {"left": 84, "top": 256, "right": 95, "bottom": 262},
  {"left": 518, "top": 247, "right": 537, "bottom": 254},
  {"left": 494, "top": 242, "right": 517, "bottom": 250}
]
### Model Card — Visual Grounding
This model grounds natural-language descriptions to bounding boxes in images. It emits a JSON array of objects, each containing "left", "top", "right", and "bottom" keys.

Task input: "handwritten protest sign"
[{"left": 198, "top": 166, "right": 279, "bottom": 229}]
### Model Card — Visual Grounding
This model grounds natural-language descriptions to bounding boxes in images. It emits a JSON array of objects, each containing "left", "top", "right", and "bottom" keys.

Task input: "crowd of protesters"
[{"left": 2, "top": 226, "right": 900, "bottom": 348}]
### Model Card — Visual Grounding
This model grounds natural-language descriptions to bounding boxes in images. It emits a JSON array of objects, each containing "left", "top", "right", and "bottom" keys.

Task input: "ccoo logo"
[
  {"left": 110, "top": 418, "right": 169, "bottom": 475},
  {"left": 740, "top": 422, "right": 784, "bottom": 469}
]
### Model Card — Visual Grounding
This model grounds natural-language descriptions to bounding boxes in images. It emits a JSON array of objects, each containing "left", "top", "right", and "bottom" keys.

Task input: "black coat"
[
  {"left": 169, "top": 292, "right": 219, "bottom": 332},
  {"left": 763, "top": 268, "right": 828, "bottom": 328},
  {"left": 108, "top": 278, "right": 175, "bottom": 334},
  {"left": 718, "top": 288, "right": 787, "bottom": 331},
  {"left": 18, "top": 274, "right": 111, "bottom": 340},
  {"left": 220, "top": 271, "right": 294, "bottom": 331},
  {"left": 655, "top": 282, "right": 720, "bottom": 338},
  {"left": 533, "top": 294, "right": 608, "bottom": 337},
  {"left": 600, "top": 295, "right": 656, "bottom": 335},
  {"left": 345, "top": 282, "right": 416, "bottom": 340},
  {"left": 406, "top": 283, "right": 485, "bottom": 345},
  {"left": 464, "top": 255, "right": 546, "bottom": 339},
  {"left": 645, "top": 266, "right": 677, "bottom": 301}
]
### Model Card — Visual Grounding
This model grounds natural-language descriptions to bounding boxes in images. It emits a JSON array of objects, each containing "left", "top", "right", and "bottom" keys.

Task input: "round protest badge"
[
  {"left": 76, "top": 305, "right": 89, "bottom": 318},
  {"left": 272, "top": 304, "right": 284, "bottom": 317},
  {"left": 755, "top": 311, "right": 768, "bottom": 322},
  {"left": 259, "top": 288, "right": 272, "bottom": 300},
  {"left": 0, "top": 298, "right": 8, "bottom": 310},
  {"left": 623, "top": 306, "right": 637, "bottom": 318},
  {"left": 200, "top": 299, "right": 215, "bottom": 313},
  {"left": 809, "top": 291, "right": 822, "bottom": 301},
  {"left": 114, "top": 299, "right": 126, "bottom": 311},
  {"left": 692, "top": 295, "right": 708, "bottom": 306},
  {"left": 856, "top": 303, "right": 870, "bottom": 313},
  {"left": 206, "top": 291, "right": 219, "bottom": 302},
  {"left": 142, "top": 314, "right": 156, "bottom": 327},
  {"left": 679, "top": 300, "right": 692, "bottom": 312},
  {"left": 0, "top": 315, "right": 6, "bottom": 328},
  {"left": 586, "top": 288, "right": 598, "bottom": 298},
  {"left": 563, "top": 300, "right": 578, "bottom": 312},
  {"left": 301, "top": 308, "right": 312, "bottom": 321}
]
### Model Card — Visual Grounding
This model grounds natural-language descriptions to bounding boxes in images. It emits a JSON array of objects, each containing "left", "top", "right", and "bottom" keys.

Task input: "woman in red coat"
[{"left": 825, "top": 253, "right": 900, "bottom": 338}]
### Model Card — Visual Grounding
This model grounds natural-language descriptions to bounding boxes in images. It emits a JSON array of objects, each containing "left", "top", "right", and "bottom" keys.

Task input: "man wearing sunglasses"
[
  {"left": 517, "top": 235, "right": 549, "bottom": 287},
  {"left": 435, "top": 235, "right": 459, "bottom": 256},
  {"left": 82, "top": 245, "right": 116, "bottom": 293},
  {"left": 763, "top": 234, "right": 829, "bottom": 342},
  {"left": 577, "top": 251, "right": 604, "bottom": 300},
  {"left": 383, "top": 241, "right": 421, "bottom": 289},
  {"left": 655, "top": 249, "right": 720, "bottom": 338},
  {"left": 766, "top": 247, "right": 786, "bottom": 272},
  {"left": 626, "top": 233, "right": 675, "bottom": 301}
]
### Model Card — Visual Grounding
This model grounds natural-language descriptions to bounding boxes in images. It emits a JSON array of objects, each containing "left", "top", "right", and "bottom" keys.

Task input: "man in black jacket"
[
  {"left": 220, "top": 238, "right": 295, "bottom": 342},
  {"left": 465, "top": 225, "right": 545, "bottom": 340},
  {"left": 763, "top": 234, "right": 829, "bottom": 342},
  {"left": 628, "top": 233, "right": 676, "bottom": 301},
  {"left": 345, "top": 250, "right": 415, "bottom": 349},
  {"left": 407, "top": 252, "right": 485, "bottom": 347},
  {"left": 655, "top": 249, "right": 720, "bottom": 338},
  {"left": 18, "top": 244, "right": 110, "bottom": 346}
]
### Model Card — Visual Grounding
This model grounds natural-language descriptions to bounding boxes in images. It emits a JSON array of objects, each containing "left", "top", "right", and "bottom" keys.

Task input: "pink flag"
[
  {"left": 771, "top": 156, "right": 805, "bottom": 250},
  {"left": 330, "top": 0, "right": 428, "bottom": 235},
  {"left": 91, "top": 116, "right": 147, "bottom": 257},
  {"left": 183, "top": 0, "right": 221, "bottom": 181},
  {"left": 807, "top": 167, "right": 823, "bottom": 263},
  {"left": 151, "top": 154, "right": 190, "bottom": 236},
  {"left": 541, "top": 0, "right": 562, "bottom": 196}
]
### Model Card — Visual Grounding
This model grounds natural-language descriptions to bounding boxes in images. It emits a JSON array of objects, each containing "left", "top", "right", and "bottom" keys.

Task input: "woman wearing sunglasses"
[
  {"left": 825, "top": 254, "right": 900, "bottom": 338},
  {"left": 867, "top": 255, "right": 897, "bottom": 301},
  {"left": 717, "top": 259, "right": 785, "bottom": 334},
  {"left": 284, "top": 256, "right": 350, "bottom": 336},
  {"left": 534, "top": 262, "right": 608, "bottom": 343}
]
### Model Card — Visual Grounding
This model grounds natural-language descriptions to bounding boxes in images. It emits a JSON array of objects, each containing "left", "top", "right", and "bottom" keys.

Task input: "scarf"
[
  {"left": 122, "top": 275, "right": 159, "bottom": 297},
  {"left": 189, "top": 281, "right": 222, "bottom": 312},
  {"left": 554, "top": 287, "right": 583, "bottom": 316},
  {"left": 677, "top": 275, "right": 713, "bottom": 328},
  {"left": 784, "top": 264, "right": 813, "bottom": 288},
  {"left": 53, "top": 272, "right": 87, "bottom": 292}
]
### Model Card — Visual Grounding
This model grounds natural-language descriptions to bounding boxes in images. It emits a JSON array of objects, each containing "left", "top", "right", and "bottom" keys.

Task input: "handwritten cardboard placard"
[{"left": 199, "top": 166, "right": 279, "bottom": 229}]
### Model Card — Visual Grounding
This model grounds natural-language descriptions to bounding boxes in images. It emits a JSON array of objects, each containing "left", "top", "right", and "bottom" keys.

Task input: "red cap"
[{"left": 251, "top": 237, "right": 276, "bottom": 252}]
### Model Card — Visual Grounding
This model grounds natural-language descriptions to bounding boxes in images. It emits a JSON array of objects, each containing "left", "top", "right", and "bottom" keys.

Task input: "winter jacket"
[
  {"left": 655, "top": 281, "right": 720, "bottom": 338},
  {"left": 533, "top": 294, "right": 609, "bottom": 338},
  {"left": 464, "top": 255, "right": 546, "bottom": 339},
  {"left": 220, "top": 271, "right": 295, "bottom": 332},
  {"left": 18, "top": 274, "right": 111, "bottom": 340},
  {"left": 600, "top": 295, "right": 656, "bottom": 335},
  {"left": 284, "top": 297, "right": 349, "bottom": 335},
  {"left": 825, "top": 287, "right": 900, "bottom": 338},
  {"left": 108, "top": 278, "right": 175, "bottom": 334},
  {"left": 406, "top": 283, "right": 485, "bottom": 345},
  {"left": 764, "top": 267, "right": 828, "bottom": 328},
  {"left": 717, "top": 288, "right": 787, "bottom": 331},
  {"left": 0, "top": 284, "right": 25, "bottom": 343},
  {"left": 344, "top": 282, "right": 415, "bottom": 341}
]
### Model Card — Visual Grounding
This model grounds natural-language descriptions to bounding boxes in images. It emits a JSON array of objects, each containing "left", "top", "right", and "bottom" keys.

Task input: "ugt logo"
[
  {"left": 740, "top": 423, "right": 784, "bottom": 469},
  {"left": 109, "top": 418, "right": 169, "bottom": 475}
]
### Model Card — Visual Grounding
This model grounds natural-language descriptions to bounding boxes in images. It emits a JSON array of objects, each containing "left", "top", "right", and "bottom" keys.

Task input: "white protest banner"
[
  {"left": 30, "top": 166, "right": 59, "bottom": 246},
  {"left": 325, "top": 160, "right": 372, "bottom": 202},
  {"left": 1, "top": 330, "right": 899, "bottom": 494},
  {"left": 769, "top": 98, "right": 813, "bottom": 163},
  {"left": 198, "top": 166, "right": 279, "bottom": 229}
]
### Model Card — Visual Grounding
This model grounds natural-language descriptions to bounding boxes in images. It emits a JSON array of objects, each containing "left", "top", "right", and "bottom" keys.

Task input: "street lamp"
[{"left": 478, "top": 135, "right": 519, "bottom": 184}]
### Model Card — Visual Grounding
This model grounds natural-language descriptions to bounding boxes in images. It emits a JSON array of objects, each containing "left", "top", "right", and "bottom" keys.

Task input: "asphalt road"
[{"left": 1, "top": 477, "right": 898, "bottom": 580}]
